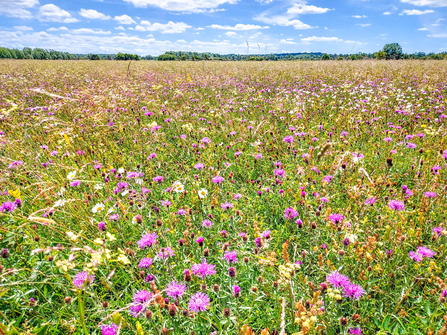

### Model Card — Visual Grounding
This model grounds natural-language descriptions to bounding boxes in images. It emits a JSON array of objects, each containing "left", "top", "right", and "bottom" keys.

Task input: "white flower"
[
  {"left": 117, "top": 167, "right": 125, "bottom": 174},
  {"left": 92, "top": 203, "right": 105, "bottom": 213},
  {"left": 54, "top": 199, "right": 66, "bottom": 208},
  {"left": 94, "top": 183, "right": 104, "bottom": 190},
  {"left": 135, "top": 178, "right": 143, "bottom": 185},
  {"left": 173, "top": 181, "right": 185, "bottom": 193},
  {"left": 107, "top": 207, "right": 115, "bottom": 214},
  {"left": 121, "top": 190, "right": 129, "bottom": 197},
  {"left": 67, "top": 171, "right": 76, "bottom": 180},
  {"left": 198, "top": 188, "right": 208, "bottom": 199}
]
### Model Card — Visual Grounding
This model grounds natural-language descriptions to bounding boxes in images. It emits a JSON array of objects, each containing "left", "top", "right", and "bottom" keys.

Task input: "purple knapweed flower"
[
  {"left": 101, "top": 324, "right": 119, "bottom": 335},
  {"left": 73, "top": 271, "right": 95, "bottom": 289},
  {"left": 223, "top": 250, "right": 238, "bottom": 263},
  {"left": 165, "top": 281, "right": 187, "bottom": 300},
  {"left": 188, "top": 292, "right": 210, "bottom": 312},
  {"left": 326, "top": 271, "right": 350, "bottom": 288},
  {"left": 138, "top": 258, "right": 153, "bottom": 268},
  {"left": 192, "top": 259, "right": 216, "bottom": 279},
  {"left": 342, "top": 284, "right": 366, "bottom": 300},
  {"left": 137, "top": 232, "right": 158, "bottom": 249},
  {"left": 212, "top": 176, "right": 224, "bottom": 184},
  {"left": 388, "top": 200, "right": 405, "bottom": 211}
]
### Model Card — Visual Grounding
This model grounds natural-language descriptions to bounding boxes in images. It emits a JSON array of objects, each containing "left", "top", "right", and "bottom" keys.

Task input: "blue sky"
[{"left": 1, "top": 0, "right": 446, "bottom": 55}]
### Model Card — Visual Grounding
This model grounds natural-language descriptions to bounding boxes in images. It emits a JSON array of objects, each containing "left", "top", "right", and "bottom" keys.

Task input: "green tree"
[
  {"left": 374, "top": 51, "right": 386, "bottom": 60},
  {"left": 382, "top": 43, "right": 403, "bottom": 60},
  {"left": 350, "top": 54, "right": 357, "bottom": 60},
  {"left": 90, "top": 54, "right": 101, "bottom": 60},
  {"left": 0, "top": 47, "right": 12, "bottom": 59},
  {"left": 321, "top": 53, "right": 331, "bottom": 60}
]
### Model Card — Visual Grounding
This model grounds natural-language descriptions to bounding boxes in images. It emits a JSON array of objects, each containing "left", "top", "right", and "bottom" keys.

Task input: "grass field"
[{"left": 1, "top": 59, "right": 447, "bottom": 335}]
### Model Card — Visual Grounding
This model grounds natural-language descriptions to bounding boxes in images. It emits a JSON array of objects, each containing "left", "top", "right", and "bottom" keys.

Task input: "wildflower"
[
  {"left": 255, "top": 153, "right": 262, "bottom": 159},
  {"left": 223, "top": 250, "right": 238, "bottom": 263},
  {"left": 129, "top": 290, "right": 152, "bottom": 317},
  {"left": 98, "top": 222, "right": 106, "bottom": 231},
  {"left": 409, "top": 251, "right": 423, "bottom": 262},
  {"left": 261, "top": 230, "right": 271, "bottom": 239},
  {"left": 138, "top": 258, "right": 153, "bottom": 268},
  {"left": 233, "top": 285, "right": 241, "bottom": 297},
  {"left": 196, "top": 237, "right": 204, "bottom": 245},
  {"left": 233, "top": 193, "right": 242, "bottom": 200},
  {"left": 194, "top": 163, "right": 205, "bottom": 170},
  {"left": 221, "top": 202, "right": 234, "bottom": 210},
  {"left": 173, "top": 181, "right": 185, "bottom": 193},
  {"left": 348, "top": 327, "right": 362, "bottom": 335},
  {"left": 432, "top": 227, "right": 443, "bottom": 236},
  {"left": 388, "top": 200, "right": 405, "bottom": 211},
  {"left": 92, "top": 203, "right": 105, "bottom": 213},
  {"left": 416, "top": 246, "right": 436, "bottom": 258},
  {"left": 0, "top": 202, "right": 16, "bottom": 213},
  {"left": 364, "top": 197, "right": 376, "bottom": 205},
  {"left": 283, "top": 135, "right": 294, "bottom": 143},
  {"left": 137, "top": 232, "right": 158, "bottom": 249},
  {"left": 255, "top": 237, "right": 262, "bottom": 248},
  {"left": 198, "top": 188, "right": 208, "bottom": 199},
  {"left": 202, "top": 219, "right": 213, "bottom": 228},
  {"left": 406, "top": 142, "right": 417, "bottom": 149},
  {"left": 424, "top": 191, "right": 436, "bottom": 198},
  {"left": 188, "top": 292, "right": 210, "bottom": 312},
  {"left": 274, "top": 169, "right": 285, "bottom": 178},
  {"left": 342, "top": 284, "right": 365, "bottom": 300},
  {"left": 73, "top": 271, "right": 95, "bottom": 289},
  {"left": 67, "top": 171, "right": 77, "bottom": 180},
  {"left": 192, "top": 259, "right": 216, "bottom": 279},
  {"left": 158, "top": 247, "right": 175, "bottom": 259},
  {"left": 284, "top": 207, "right": 298, "bottom": 220},
  {"left": 329, "top": 214, "right": 344, "bottom": 224},
  {"left": 326, "top": 271, "right": 350, "bottom": 288},
  {"left": 228, "top": 267, "right": 236, "bottom": 278},
  {"left": 212, "top": 176, "right": 224, "bottom": 184},
  {"left": 384, "top": 137, "right": 393, "bottom": 142},
  {"left": 101, "top": 324, "right": 118, "bottom": 335},
  {"left": 153, "top": 176, "right": 163, "bottom": 183},
  {"left": 322, "top": 175, "right": 333, "bottom": 183},
  {"left": 166, "top": 282, "right": 187, "bottom": 300},
  {"left": 201, "top": 137, "right": 211, "bottom": 144}
]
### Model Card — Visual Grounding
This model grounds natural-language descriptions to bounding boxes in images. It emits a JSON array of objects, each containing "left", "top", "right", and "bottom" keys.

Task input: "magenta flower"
[
  {"left": 188, "top": 292, "right": 210, "bottom": 312},
  {"left": 153, "top": 176, "right": 163, "bottom": 183},
  {"left": 326, "top": 271, "right": 350, "bottom": 288},
  {"left": 274, "top": 169, "right": 285, "bottom": 178},
  {"left": 73, "top": 271, "right": 95, "bottom": 289},
  {"left": 221, "top": 202, "right": 234, "bottom": 210},
  {"left": 137, "top": 232, "right": 158, "bottom": 249},
  {"left": 342, "top": 283, "right": 366, "bottom": 300},
  {"left": 409, "top": 251, "right": 423, "bottom": 262},
  {"left": 388, "top": 200, "right": 405, "bottom": 211},
  {"left": 202, "top": 219, "right": 213, "bottom": 228},
  {"left": 364, "top": 197, "right": 376, "bottom": 205},
  {"left": 192, "top": 259, "right": 216, "bottom": 279},
  {"left": 70, "top": 180, "right": 81, "bottom": 187},
  {"left": 212, "top": 176, "right": 224, "bottom": 184},
  {"left": 166, "top": 281, "right": 187, "bottom": 299},
  {"left": 138, "top": 258, "right": 153, "bottom": 268},
  {"left": 129, "top": 290, "right": 152, "bottom": 317},
  {"left": 328, "top": 214, "right": 344, "bottom": 224},
  {"left": 283, "top": 135, "right": 294, "bottom": 143},
  {"left": 194, "top": 163, "right": 205, "bottom": 170},
  {"left": 101, "top": 324, "right": 118, "bottom": 335},
  {"left": 349, "top": 327, "right": 362, "bottom": 335},
  {"left": 201, "top": 137, "right": 211, "bottom": 144},
  {"left": 233, "top": 193, "right": 242, "bottom": 200},
  {"left": 416, "top": 246, "right": 436, "bottom": 258},
  {"left": 424, "top": 192, "right": 436, "bottom": 198},
  {"left": 284, "top": 207, "right": 298, "bottom": 220},
  {"left": 158, "top": 247, "right": 175, "bottom": 259},
  {"left": 223, "top": 250, "right": 238, "bottom": 263}
]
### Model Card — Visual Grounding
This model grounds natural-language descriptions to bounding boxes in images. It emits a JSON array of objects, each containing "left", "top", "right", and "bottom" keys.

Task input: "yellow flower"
[
  {"left": 117, "top": 254, "right": 131, "bottom": 265},
  {"left": 55, "top": 259, "right": 75, "bottom": 272},
  {"left": 93, "top": 238, "right": 104, "bottom": 246},
  {"left": 106, "top": 232, "right": 116, "bottom": 242}
]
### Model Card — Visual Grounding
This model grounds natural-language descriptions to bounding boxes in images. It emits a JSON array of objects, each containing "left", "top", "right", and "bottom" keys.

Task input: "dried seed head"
[
  {"left": 145, "top": 310, "right": 153, "bottom": 319},
  {"left": 339, "top": 317, "right": 348, "bottom": 326},
  {"left": 223, "top": 307, "right": 231, "bottom": 317},
  {"left": 64, "top": 296, "right": 72, "bottom": 304}
]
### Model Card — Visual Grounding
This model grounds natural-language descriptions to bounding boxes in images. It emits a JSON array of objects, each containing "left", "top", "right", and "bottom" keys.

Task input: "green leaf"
[
  {"left": 424, "top": 301, "right": 431, "bottom": 317},
  {"left": 382, "top": 315, "right": 391, "bottom": 330},
  {"left": 0, "top": 288, "right": 9, "bottom": 298}
]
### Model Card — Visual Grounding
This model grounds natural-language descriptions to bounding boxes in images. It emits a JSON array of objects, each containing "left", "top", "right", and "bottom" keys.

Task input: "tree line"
[{"left": 1, "top": 44, "right": 446, "bottom": 61}]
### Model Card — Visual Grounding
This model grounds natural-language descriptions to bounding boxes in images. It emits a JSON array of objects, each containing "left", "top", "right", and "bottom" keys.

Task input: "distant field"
[{"left": 1, "top": 59, "right": 447, "bottom": 335}]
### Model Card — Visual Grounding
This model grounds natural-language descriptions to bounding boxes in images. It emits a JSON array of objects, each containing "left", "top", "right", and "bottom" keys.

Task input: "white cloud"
[
  {"left": 140, "top": 20, "right": 192, "bottom": 33},
  {"left": 0, "top": 0, "right": 38, "bottom": 19},
  {"left": 400, "top": 0, "right": 447, "bottom": 7},
  {"left": 79, "top": 9, "right": 111, "bottom": 20},
  {"left": 383, "top": 11, "right": 392, "bottom": 15},
  {"left": 135, "top": 25, "right": 146, "bottom": 31},
  {"left": 208, "top": 24, "right": 269, "bottom": 30},
  {"left": 418, "top": 27, "right": 429, "bottom": 30},
  {"left": 286, "top": 4, "right": 331, "bottom": 15},
  {"left": 115, "top": 26, "right": 125, "bottom": 30},
  {"left": 249, "top": 32, "right": 262, "bottom": 39},
  {"left": 280, "top": 38, "right": 298, "bottom": 44},
  {"left": 122, "top": 0, "right": 238, "bottom": 13},
  {"left": 114, "top": 14, "right": 136, "bottom": 25},
  {"left": 255, "top": 15, "right": 313, "bottom": 29},
  {"left": 14, "top": 26, "right": 34, "bottom": 31},
  {"left": 352, "top": 15, "right": 367, "bottom": 18},
  {"left": 428, "top": 33, "right": 447, "bottom": 37},
  {"left": 402, "top": 9, "right": 434, "bottom": 14},
  {"left": 301, "top": 36, "right": 343, "bottom": 42},
  {"left": 71, "top": 28, "right": 111, "bottom": 34},
  {"left": 38, "top": 4, "right": 79, "bottom": 23},
  {"left": 359, "top": 23, "right": 371, "bottom": 27},
  {"left": 196, "top": 27, "right": 205, "bottom": 30},
  {"left": 225, "top": 31, "right": 237, "bottom": 36},
  {"left": 47, "top": 26, "right": 69, "bottom": 31}
]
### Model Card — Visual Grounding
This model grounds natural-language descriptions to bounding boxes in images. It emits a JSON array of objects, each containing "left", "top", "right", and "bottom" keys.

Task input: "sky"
[{"left": 1, "top": 0, "right": 447, "bottom": 56}]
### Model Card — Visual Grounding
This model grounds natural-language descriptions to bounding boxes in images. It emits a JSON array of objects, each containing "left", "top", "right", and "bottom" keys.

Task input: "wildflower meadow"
[{"left": 0, "top": 59, "right": 447, "bottom": 334}]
